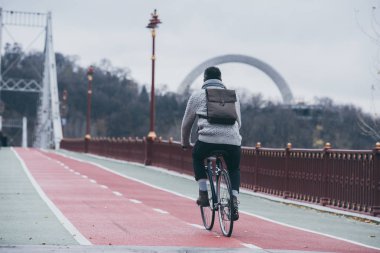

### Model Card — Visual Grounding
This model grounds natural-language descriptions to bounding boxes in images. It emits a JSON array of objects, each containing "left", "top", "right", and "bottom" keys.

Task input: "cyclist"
[{"left": 181, "top": 66, "right": 242, "bottom": 221}]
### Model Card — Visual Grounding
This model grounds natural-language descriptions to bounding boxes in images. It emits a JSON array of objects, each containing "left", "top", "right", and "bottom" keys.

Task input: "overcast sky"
[{"left": 1, "top": 0, "right": 379, "bottom": 114}]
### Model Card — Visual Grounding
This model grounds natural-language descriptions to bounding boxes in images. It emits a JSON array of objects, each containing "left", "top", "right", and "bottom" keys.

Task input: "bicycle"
[{"left": 200, "top": 151, "right": 234, "bottom": 237}]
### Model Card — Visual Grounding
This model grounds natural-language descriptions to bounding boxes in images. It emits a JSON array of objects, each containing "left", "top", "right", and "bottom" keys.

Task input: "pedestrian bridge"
[
  {"left": 1, "top": 146, "right": 379, "bottom": 252},
  {"left": 61, "top": 137, "right": 380, "bottom": 217}
]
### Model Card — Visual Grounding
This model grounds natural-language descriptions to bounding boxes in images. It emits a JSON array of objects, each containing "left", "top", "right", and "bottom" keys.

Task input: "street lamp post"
[
  {"left": 145, "top": 9, "right": 161, "bottom": 165},
  {"left": 84, "top": 65, "right": 94, "bottom": 153},
  {"left": 146, "top": 9, "right": 161, "bottom": 141}
]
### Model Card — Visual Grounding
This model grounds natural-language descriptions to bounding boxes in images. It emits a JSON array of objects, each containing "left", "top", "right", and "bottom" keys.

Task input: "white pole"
[
  {"left": 46, "top": 12, "right": 62, "bottom": 149},
  {"left": 35, "top": 12, "right": 62, "bottom": 149},
  {"left": 0, "top": 115, "right": 2, "bottom": 132},
  {"left": 22, "top": 117, "right": 27, "bottom": 147},
  {"left": 0, "top": 8, "right": 3, "bottom": 86}
]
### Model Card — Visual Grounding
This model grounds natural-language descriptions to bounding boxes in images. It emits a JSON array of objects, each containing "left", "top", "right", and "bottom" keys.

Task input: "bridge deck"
[{"left": 0, "top": 147, "right": 379, "bottom": 253}]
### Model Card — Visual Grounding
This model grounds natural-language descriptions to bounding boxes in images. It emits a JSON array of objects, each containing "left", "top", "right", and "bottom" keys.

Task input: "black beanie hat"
[{"left": 204, "top": 66, "right": 222, "bottom": 81}]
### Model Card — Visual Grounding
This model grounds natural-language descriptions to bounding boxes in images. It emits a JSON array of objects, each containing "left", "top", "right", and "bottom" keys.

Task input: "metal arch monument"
[{"left": 177, "top": 54, "right": 294, "bottom": 104}]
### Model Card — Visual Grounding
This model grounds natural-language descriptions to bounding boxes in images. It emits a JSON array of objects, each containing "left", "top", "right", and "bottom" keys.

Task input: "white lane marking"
[
  {"left": 129, "top": 199, "right": 142, "bottom": 204},
  {"left": 63, "top": 166, "right": 69, "bottom": 169},
  {"left": 241, "top": 243, "right": 262, "bottom": 250},
  {"left": 69, "top": 169, "right": 74, "bottom": 172},
  {"left": 81, "top": 175, "right": 88, "bottom": 179},
  {"left": 12, "top": 148, "right": 92, "bottom": 246},
  {"left": 153, "top": 208, "right": 168, "bottom": 214},
  {"left": 55, "top": 153, "right": 194, "bottom": 201},
  {"left": 100, "top": 185, "right": 108, "bottom": 189},
  {"left": 188, "top": 223, "right": 204, "bottom": 229},
  {"left": 74, "top": 172, "right": 80, "bottom": 175},
  {"left": 112, "top": 191, "right": 123, "bottom": 197},
  {"left": 89, "top": 179, "right": 97, "bottom": 184}
]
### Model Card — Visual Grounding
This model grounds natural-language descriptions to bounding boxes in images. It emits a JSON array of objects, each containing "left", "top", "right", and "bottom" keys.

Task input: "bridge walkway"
[{"left": 0, "top": 147, "right": 379, "bottom": 252}]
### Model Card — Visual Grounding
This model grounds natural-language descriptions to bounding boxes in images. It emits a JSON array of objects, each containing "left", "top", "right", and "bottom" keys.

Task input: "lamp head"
[
  {"left": 87, "top": 66, "right": 94, "bottom": 81},
  {"left": 146, "top": 9, "right": 162, "bottom": 29}
]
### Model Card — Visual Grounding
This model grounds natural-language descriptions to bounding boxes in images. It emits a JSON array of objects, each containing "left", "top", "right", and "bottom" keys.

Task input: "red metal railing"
[
  {"left": 89, "top": 137, "right": 146, "bottom": 164},
  {"left": 60, "top": 138, "right": 84, "bottom": 153},
  {"left": 60, "top": 138, "right": 380, "bottom": 216},
  {"left": 151, "top": 139, "right": 193, "bottom": 175}
]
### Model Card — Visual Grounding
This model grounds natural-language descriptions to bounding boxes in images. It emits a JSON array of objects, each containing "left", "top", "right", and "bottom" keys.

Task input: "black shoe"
[
  {"left": 232, "top": 195, "right": 239, "bottom": 221},
  {"left": 196, "top": 190, "right": 210, "bottom": 207}
]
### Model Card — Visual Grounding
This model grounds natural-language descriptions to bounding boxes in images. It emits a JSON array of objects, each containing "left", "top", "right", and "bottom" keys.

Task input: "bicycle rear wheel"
[
  {"left": 217, "top": 168, "right": 234, "bottom": 237},
  {"left": 200, "top": 169, "right": 215, "bottom": 230}
]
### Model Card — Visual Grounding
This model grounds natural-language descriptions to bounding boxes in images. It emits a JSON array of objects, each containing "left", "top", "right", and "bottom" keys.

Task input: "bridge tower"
[{"left": 0, "top": 9, "right": 62, "bottom": 149}]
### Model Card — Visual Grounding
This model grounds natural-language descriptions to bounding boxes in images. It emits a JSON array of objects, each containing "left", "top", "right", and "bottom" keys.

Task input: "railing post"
[
  {"left": 371, "top": 142, "right": 380, "bottom": 216},
  {"left": 320, "top": 142, "right": 331, "bottom": 206},
  {"left": 145, "top": 137, "right": 154, "bottom": 165},
  {"left": 283, "top": 143, "right": 292, "bottom": 199},
  {"left": 84, "top": 135, "right": 90, "bottom": 153},
  {"left": 253, "top": 142, "right": 261, "bottom": 192}
]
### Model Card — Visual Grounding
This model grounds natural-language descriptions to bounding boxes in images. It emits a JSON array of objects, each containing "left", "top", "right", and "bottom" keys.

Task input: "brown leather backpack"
[{"left": 199, "top": 88, "right": 238, "bottom": 125}]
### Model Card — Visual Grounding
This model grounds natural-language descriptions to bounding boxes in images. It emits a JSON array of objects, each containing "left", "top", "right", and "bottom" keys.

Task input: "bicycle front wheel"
[
  {"left": 200, "top": 169, "right": 215, "bottom": 230},
  {"left": 217, "top": 169, "right": 234, "bottom": 237}
]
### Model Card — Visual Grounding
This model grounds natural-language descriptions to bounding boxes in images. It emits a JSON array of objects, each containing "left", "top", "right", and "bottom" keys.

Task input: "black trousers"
[{"left": 192, "top": 140, "right": 241, "bottom": 192}]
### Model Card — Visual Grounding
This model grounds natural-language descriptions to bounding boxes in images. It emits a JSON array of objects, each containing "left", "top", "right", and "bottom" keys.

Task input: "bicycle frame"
[{"left": 206, "top": 157, "right": 222, "bottom": 210}]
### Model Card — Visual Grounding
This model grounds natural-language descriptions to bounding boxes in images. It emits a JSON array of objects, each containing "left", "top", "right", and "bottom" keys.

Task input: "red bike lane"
[{"left": 15, "top": 148, "right": 379, "bottom": 252}]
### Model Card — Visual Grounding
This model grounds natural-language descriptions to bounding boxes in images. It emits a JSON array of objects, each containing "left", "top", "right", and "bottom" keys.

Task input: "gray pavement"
[
  {"left": 0, "top": 245, "right": 336, "bottom": 253},
  {"left": 0, "top": 147, "right": 379, "bottom": 252},
  {"left": 0, "top": 148, "right": 78, "bottom": 246},
  {"left": 0, "top": 245, "right": 334, "bottom": 253}
]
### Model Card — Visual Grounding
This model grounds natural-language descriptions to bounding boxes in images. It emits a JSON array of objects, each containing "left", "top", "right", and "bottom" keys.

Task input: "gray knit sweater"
[{"left": 181, "top": 79, "right": 242, "bottom": 147}]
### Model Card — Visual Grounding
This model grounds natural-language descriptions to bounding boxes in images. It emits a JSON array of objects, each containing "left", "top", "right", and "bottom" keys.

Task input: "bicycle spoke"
[{"left": 217, "top": 169, "right": 233, "bottom": 237}]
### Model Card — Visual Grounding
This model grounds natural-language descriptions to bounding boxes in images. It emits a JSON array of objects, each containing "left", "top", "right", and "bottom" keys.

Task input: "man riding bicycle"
[{"left": 181, "top": 66, "right": 242, "bottom": 221}]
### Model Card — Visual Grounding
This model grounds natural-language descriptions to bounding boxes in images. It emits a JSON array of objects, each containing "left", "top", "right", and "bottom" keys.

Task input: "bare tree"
[
  {"left": 357, "top": 112, "right": 380, "bottom": 140},
  {"left": 356, "top": 4, "right": 380, "bottom": 141}
]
